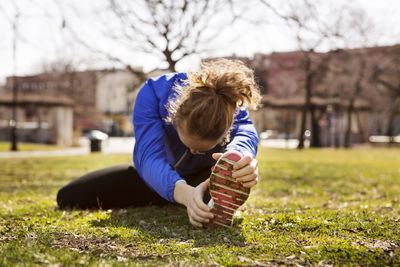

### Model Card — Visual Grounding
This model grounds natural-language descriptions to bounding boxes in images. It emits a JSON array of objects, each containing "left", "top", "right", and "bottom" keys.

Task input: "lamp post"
[
  {"left": 10, "top": 3, "right": 20, "bottom": 151},
  {"left": 10, "top": 76, "right": 18, "bottom": 151}
]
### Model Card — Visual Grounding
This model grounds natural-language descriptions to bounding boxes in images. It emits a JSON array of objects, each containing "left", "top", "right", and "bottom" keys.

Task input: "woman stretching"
[{"left": 57, "top": 59, "right": 261, "bottom": 228}]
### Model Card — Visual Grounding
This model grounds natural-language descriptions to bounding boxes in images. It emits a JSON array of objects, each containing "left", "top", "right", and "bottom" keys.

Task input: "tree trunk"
[
  {"left": 163, "top": 49, "right": 177, "bottom": 72},
  {"left": 344, "top": 57, "right": 364, "bottom": 148},
  {"left": 297, "top": 106, "right": 307, "bottom": 149},
  {"left": 10, "top": 76, "right": 18, "bottom": 151},
  {"left": 386, "top": 107, "right": 396, "bottom": 145},
  {"left": 126, "top": 65, "right": 147, "bottom": 84},
  {"left": 334, "top": 117, "right": 341, "bottom": 148},
  {"left": 297, "top": 54, "right": 313, "bottom": 150},
  {"left": 310, "top": 106, "right": 321, "bottom": 147},
  {"left": 344, "top": 102, "right": 354, "bottom": 148}
]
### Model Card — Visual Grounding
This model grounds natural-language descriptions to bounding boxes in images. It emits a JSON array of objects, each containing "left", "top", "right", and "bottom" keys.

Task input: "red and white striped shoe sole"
[{"left": 206, "top": 151, "right": 250, "bottom": 228}]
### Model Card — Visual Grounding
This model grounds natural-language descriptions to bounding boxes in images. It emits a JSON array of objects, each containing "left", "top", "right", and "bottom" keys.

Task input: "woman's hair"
[{"left": 166, "top": 58, "right": 261, "bottom": 142}]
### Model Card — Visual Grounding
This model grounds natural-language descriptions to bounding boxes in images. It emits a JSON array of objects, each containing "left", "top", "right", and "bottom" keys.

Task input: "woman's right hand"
[{"left": 174, "top": 179, "right": 214, "bottom": 227}]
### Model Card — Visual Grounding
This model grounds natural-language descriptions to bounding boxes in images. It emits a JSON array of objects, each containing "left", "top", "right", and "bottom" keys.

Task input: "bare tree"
[
  {"left": 258, "top": 0, "right": 374, "bottom": 148},
  {"left": 258, "top": 0, "right": 346, "bottom": 149},
  {"left": 344, "top": 52, "right": 366, "bottom": 148},
  {"left": 58, "top": 0, "right": 238, "bottom": 74},
  {"left": 323, "top": 49, "right": 369, "bottom": 147},
  {"left": 6, "top": 0, "right": 21, "bottom": 151},
  {"left": 337, "top": 9, "right": 373, "bottom": 147}
]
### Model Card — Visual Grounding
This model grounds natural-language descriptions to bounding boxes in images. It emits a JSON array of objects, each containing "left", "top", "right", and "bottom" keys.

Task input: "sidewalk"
[
  {"left": 0, "top": 147, "right": 89, "bottom": 158},
  {"left": 1, "top": 137, "right": 295, "bottom": 158},
  {"left": 0, "top": 137, "right": 135, "bottom": 158},
  {"left": 259, "top": 139, "right": 300, "bottom": 149}
]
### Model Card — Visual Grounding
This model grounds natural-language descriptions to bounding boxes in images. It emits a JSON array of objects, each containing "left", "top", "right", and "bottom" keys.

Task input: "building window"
[
  {"left": 22, "top": 83, "right": 30, "bottom": 91},
  {"left": 25, "top": 107, "right": 37, "bottom": 121}
]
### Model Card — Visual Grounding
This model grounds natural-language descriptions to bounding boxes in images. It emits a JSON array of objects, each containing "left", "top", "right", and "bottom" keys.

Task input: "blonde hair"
[{"left": 166, "top": 58, "right": 260, "bottom": 141}]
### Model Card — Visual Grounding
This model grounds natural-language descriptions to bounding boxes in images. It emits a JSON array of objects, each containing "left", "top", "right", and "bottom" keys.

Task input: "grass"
[
  {"left": 0, "top": 142, "right": 63, "bottom": 152},
  {"left": 0, "top": 147, "right": 399, "bottom": 266}
]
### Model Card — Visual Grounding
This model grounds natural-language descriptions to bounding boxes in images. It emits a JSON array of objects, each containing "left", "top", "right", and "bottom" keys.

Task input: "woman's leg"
[{"left": 57, "top": 163, "right": 168, "bottom": 210}]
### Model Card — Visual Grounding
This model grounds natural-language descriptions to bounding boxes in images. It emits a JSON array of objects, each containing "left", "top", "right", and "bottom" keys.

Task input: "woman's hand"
[
  {"left": 212, "top": 151, "right": 259, "bottom": 188},
  {"left": 173, "top": 179, "right": 214, "bottom": 228}
]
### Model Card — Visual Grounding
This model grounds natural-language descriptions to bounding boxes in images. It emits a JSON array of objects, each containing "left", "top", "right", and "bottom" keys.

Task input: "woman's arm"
[
  {"left": 223, "top": 109, "right": 259, "bottom": 188},
  {"left": 226, "top": 109, "right": 259, "bottom": 157},
  {"left": 134, "top": 75, "right": 215, "bottom": 227},
  {"left": 133, "top": 76, "right": 185, "bottom": 202}
]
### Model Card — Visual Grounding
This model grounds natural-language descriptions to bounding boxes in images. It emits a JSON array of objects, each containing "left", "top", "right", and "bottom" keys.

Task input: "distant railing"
[
  {"left": 369, "top": 135, "right": 400, "bottom": 144},
  {"left": 0, "top": 124, "right": 52, "bottom": 144},
  {"left": 0, "top": 120, "right": 50, "bottom": 129}
]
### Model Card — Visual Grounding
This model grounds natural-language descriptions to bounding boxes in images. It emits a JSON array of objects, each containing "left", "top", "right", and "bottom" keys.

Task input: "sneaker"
[{"left": 205, "top": 151, "right": 250, "bottom": 228}]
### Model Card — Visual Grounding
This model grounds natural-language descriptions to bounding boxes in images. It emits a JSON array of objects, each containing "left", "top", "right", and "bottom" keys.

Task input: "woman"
[{"left": 57, "top": 59, "right": 261, "bottom": 228}]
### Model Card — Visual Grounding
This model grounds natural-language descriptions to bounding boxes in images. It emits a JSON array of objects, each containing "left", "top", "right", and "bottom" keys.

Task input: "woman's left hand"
[{"left": 212, "top": 151, "right": 259, "bottom": 188}]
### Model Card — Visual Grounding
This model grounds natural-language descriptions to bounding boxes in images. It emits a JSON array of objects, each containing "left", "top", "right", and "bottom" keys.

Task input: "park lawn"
[
  {"left": 0, "top": 142, "right": 63, "bottom": 152},
  {"left": 0, "top": 148, "right": 399, "bottom": 266}
]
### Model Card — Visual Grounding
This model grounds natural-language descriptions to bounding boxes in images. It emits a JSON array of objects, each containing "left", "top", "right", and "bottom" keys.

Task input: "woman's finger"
[
  {"left": 189, "top": 216, "right": 203, "bottom": 228},
  {"left": 232, "top": 164, "right": 255, "bottom": 178},
  {"left": 192, "top": 212, "right": 210, "bottom": 223},
  {"left": 236, "top": 172, "right": 257, "bottom": 183},
  {"left": 233, "top": 154, "right": 252, "bottom": 170},
  {"left": 194, "top": 180, "right": 212, "bottom": 213},
  {"left": 212, "top": 153, "right": 223, "bottom": 161},
  {"left": 194, "top": 197, "right": 213, "bottom": 218},
  {"left": 242, "top": 178, "right": 258, "bottom": 188},
  {"left": 189, "top": 206, "right": 211, "bottom": 222}
]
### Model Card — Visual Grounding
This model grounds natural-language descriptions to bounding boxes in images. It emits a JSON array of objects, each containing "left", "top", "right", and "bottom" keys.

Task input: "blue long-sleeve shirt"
[{"left": 133, "top": 73, "right": 259, "bottom": 202}]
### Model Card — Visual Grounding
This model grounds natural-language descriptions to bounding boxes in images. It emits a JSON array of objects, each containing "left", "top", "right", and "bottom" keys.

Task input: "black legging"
[{"left": 57, "top": 163, "right": 211, "bottom": 210}]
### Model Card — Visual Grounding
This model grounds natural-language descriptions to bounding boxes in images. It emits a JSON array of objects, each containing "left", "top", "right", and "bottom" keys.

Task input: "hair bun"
[
  {"left": 165, "top": 58, "right": 261, "bottom": 141},
  {"left": 195, "top": 58, "right": 260, "bottom": 109}
]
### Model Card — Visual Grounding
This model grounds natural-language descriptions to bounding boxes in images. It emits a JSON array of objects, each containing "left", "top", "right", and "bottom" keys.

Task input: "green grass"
[
  {"left": 0, "top": 142, "right": 63, "bottom": 152},
  {"left": 0, "top": 148, "right": 399, "bottom": 266}
]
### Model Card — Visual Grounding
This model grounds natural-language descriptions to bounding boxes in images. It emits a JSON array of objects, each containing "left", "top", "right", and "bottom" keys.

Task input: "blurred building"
[
  {"left": 215, "top": 44, "right": 400, "bottom": 147},
  {"left": 0, "top": 93, "right": 73, "bottom": 146},
  {"left": 4, "top": 70, "right": 99, "bottom": 130},
  {"left": 0, "top": 68, "right": 145, "bottom": 145},
  {"left": 2, "top": 44, "right": 399, "bottom": 147}
]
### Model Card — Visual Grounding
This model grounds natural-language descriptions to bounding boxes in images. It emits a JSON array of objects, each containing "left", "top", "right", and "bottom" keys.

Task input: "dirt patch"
[
  {"left": 49, "top": 233, "right": 186, "bottom": 262},
  {"left": 50, "top": 234, "right": 140, "bottom": 257},
  {"left": 353, "top": 238, "right": 400, "bottom": 256}
]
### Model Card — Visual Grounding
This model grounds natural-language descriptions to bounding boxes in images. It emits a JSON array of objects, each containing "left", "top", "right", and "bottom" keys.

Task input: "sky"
[{"left": 1, "top": 0, "right": 400, "bottom": 85}]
